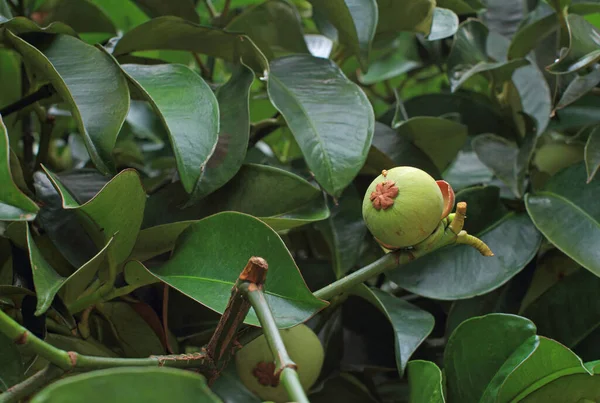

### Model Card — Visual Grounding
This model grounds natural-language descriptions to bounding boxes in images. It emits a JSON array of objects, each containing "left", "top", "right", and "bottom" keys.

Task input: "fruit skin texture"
[
  {"left": 362, "top": 167, "right": 443, "bottom": 249},
  {"left": 235, "top": 324, "right": 324, "bottom": 403}
]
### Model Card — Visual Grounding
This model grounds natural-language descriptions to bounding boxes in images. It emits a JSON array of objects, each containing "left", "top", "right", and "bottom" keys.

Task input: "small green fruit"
[
  {"left": 362, "top": 167, "right": 444, "bottom": 249},
  {"left": 235, "top": 324, "right": 324, "bottom": 403}
]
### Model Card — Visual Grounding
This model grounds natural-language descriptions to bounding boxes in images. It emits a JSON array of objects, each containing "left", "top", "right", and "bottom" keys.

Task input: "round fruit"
[
  {"left": 362, "top": 167, "right": 444, "bottom": 249},
  {"left": 235, "top": 324, "right": 324, "bottom": 403},
  {"left": 533, "top": 142, "right": 583, "bottom": 176}
]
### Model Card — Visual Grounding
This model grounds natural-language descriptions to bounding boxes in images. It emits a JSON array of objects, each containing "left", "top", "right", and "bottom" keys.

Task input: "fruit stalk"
[{"left": 240, "top": 282, "right": 309, "bottom": 403}]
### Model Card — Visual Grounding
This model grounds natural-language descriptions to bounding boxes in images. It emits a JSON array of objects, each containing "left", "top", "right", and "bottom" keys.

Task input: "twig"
[
  {"left": 0, "top": 85, "right": 54, "bottom": 118},
  {"left": 192, "top": 53, "right": 211, "bottom": 79},
  {"left": 205, "top": 257, "right": 268, "bottom": 382},
  {"left": 221, "top": 0, "right": 232, "bottom": 19},
  {"left": 240, "top": 282, "right": 309, "bottom": 403},
  {"left": 0, "top": 365, "right": 64, "bottom": 403},
  {"left": 248, "top": 116, "right": 282, "bottom": 148}
]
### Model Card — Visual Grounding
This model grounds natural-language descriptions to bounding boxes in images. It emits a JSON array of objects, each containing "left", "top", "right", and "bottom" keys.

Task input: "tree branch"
[
  {"left": 0, "top": 365, "right": 64, "bottom": 403},
  {"left": 0, "top": 85, "right": 54, "bottom": 118}
]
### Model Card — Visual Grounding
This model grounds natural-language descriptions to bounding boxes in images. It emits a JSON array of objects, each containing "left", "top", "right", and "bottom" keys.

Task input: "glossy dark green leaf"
[
  {"left": 447, "top": 20, "right": 528, "bottom": 92},
  {"left": 549, "top": 14, "right": 600, "bottom": 74},
  {"left": 0, "top": 16, "right": 77, "bottom": 36},
  {"left": 444, "top": 151, "right": 494, "bottom": 190},
  {"left": 389, "top": 187, "right": 542, "bottom": 299},
  {"left": 123, "top": 260, "right": 159, "bottom": 288},
  {"left": 522, "top": 269, "right": 600, "bottom": 352},
  {"left": 518, "top": 372, "right": 600, "bottom": 402},
  {"left": 375, "top": 0, "right": 436, "bottom": 40},
  {"left": 226, "top": 0, "right": 308, "bottom": 59},
  {"left": 367, "top": 122, "right": 441, "bottom": 179},
  {"left": 121, "top": 64, "right": 219, "bottom": 195},
  {"left": 496, "top": 336, "right": 592, "bottom": 401},
  {"left": 395, "top": 117, "right": 467, "bottom": 172},
  {"left": 445, "top": 314, "right": 538, "bottom": 403},
  {"left": 479, "top": 0, "right": 526, "bottom": 38},
  {"left": 352, "top": 285, "right": 434, "bottom": 376},
  {"left": 358, "top": 34, "right": 421, "bottom": 85},
  {"left": 131, "top": 0, "right": 199, "bottom": 23},
  {"left": 98, "top": 301, "right": 165, "bottom": 357},
  {"left": 0, "top": 331, "right": 23, "bottom": 392},
  {"left": 210, "top": 366, "right": 261, "bottom": 403},
  {"left": 407, "top": 360, "right": 445, "bottom": 403},
  {"left": 89, "top": 0, "right": 149, "bottom": 32},
  {"left": 428, "top": 7, "right": 459, "bottom": 40},
  {"left": 130, "top": 221, "right": 194, "bottom": 262},
  {"left": 0, "top": 116, "right": 38, "bottom": 221},
  {"left": 30, "top": 367, "right": 221, "bottom": 403},
  {"left": 512, "top": 63, "right": 552, "bottom": 136},
  {"left": 472, "top": 133, "right": 524, "bottom": 197},
  {"left": 525, "top": 163, "right": 600, "bottom": 275},
  {"left": 308, "top": 0, "right": 377, "bottom": 70},
  {"left": 38, "top": 0, "right": 117, "bottom": 34},
  {"left": 316, "top": 185, "right": 366, "bottom": 278},
  {"left": 43, "top": 167, "right": 146, "bottom": 265},
  {"left": 6, "top": 32, "right": 129, "bottom": 175},
  {"left": 556, "top": 65, "right": 600, "bottom": 110},
  {"left": 112, "top": 16, "right": 268, "bottom": 72},
  {"left": 508, "top": 13, "right": 558, "bottom": 59},
  {"left": 0, "top": 48, "right": 21, "bottom": 146},
  {"left": 550, "top": 94, "right": 600, "bottom": 130},
  {"left": 149, "top": 212, "right": 327, "bottom": 327},
  {"left": 585, "top": 125, "right": 600, "bottom": 182},
  {"left": 189, "top": 64, "right": 254, "bottom": 201},
  {"left": 268, "top": 55, "right": 374, "bottom": 197}
]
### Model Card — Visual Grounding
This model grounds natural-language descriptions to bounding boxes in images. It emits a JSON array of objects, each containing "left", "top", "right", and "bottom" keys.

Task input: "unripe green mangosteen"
[
  {"left": 235, "top": 324, "right": 324, "bottom": 403},
  {"left": 533, "top": 142, "right": 583, "bottom": 176},
  {"left": 362, "top": 167, "right": 447, "bottom": 249}
]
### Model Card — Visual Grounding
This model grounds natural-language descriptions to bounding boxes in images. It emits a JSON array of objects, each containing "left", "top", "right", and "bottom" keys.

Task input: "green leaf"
[
  {"left": 43, "top": 167, "right": 145, "bottom": 265},
  {"left": 267, "top": 55, "right": 374, "bottom": 197},
  {"left": 189, "top": 64, "right": 254, "bottom": 201},
  {"left": 522, "top": 269, "right": 600, "bottom": 353},
  {"left": 0, "top": 48, "right": 21, "bottom": 147},
  {"left": 525, "top": 163, "right": 600, "bottom": 276},
  {"left": 130, "top": 221, "right": 194, "bottom": 262},
  {"left": 585, "top": 125, "right": 600, "bottom": 183},
  {"left": 512, "top": 64, "right": 552, "bottom": 136},
  {"left": 445, "top": 314, "right": 538, "bottom": 403},
  {"left": 112, "top": 16, "right": 268, "bottom": 72},
  {"left": 131, "top": 0, "right": 199, "bottom": 23},
  {"left": 316, "top": 185, "right": 366, "bottom": 278},
  {"left": 0, "top": 115, "right": 38, "bottom": 221},
  {"left": 550, "top": 94, "right": 600, "bottom": 131},
  {"left": 366, "top": 122, "right": 441, "bottom": 179},
  {"left": 548, "top": 0, "right": 572, "bottom": 13},
  {"left": 556, "top": 66, "right": 600, "bottom": 110},
  {"left": 308, "top": 0, "right": 378, "bottom": 71},
  {"left": 472, "top": 133, "right": 524, "bottom": 197},
  {"left": 30, "top": 367, "right": 222, "bottom": 403},
  {"left": 5, "top": 32, "right": 129, "bottom": 175},
  {"left": 121, "top": 64, "right": 219, "bottom": 195},
  {"left": 210, "top": 366, "right": 261, "bottom": 403},
  {"left": 98, "top": 301, "right": 165, "bottom": 357},
  {"left": 518, "top": 372, "right": 600, "bottom": 402},
  {"left": 123, "top": 260, "right": 159, "bottom": 288},
  {"left": 0, "top": 16, "right": 77, "bottom": 36},
  {"left": 548, "top": 14, "right": 600, "bottom": 74},
  {"left": 358, "top": 33, "right": 421, "bottom": 85},
  {"left": 407, "top": 360, "right": 445, "bottom": 403},
  {"left": 479, "top": 0, "right": 527, "bottom": 38},
  {"left": 311, "top": 373, "right": 378, "bottom": 403},
  {"left": 148, "top": 212, "right": 328, "bottom": 327},
  {"left": 428, "top": 7, "right": 459, "bottom": 41},
  {"left": 436, "top": 0, "right": 483, "bottom": 15},
  {"left": 37, "top": 0, "right": 117, "bottom": 35},
  {"left": 0, "top": 331, "right": 23, "bottom": 392},
  {"left": 352, "top": 285, "right": 434, "bottom": 376},
  {"left": 375, "top": 0, "right": 436, "bottom": 40},
  {"left": 0, "top": 0, "right": 12, "bottom": 20},
  {"left": 226, "top": 0, "right": 308, "bottom": 60},
  {"left": 89, "top": 0, "right": 149, "bottom": 32},
  {"left": 389, "top": 186, "right": 542, "bottom": 299},
  {"left": 394, "top": 116, "right": 467, "bottom": 172},
  {"left": 508, "top": 13, "right": 558, "bottom": 60},
  {"left": 447, "top": 20, "right": 528, "bottom": 92}
]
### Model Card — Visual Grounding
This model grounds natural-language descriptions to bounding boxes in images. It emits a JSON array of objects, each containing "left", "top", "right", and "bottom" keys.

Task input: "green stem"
[
  {"left": 0, "top": 365, "right": 64, "bottom": 403},
  {"left": 241, "top": 283, "right": 309, "bottom": 403}
]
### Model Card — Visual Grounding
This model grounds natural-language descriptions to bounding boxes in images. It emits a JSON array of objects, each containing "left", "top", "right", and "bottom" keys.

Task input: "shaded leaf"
[
  {"left": 548, "top": 14, "right": 600, "bottom": 74},
  {"left": 508, "top": 13, "right": 558, "bottom": 60},
  {"left": 6, "top": 32, "right": 129, "bottom": 175},
  {"left": 0, "top": 331, "right": 23, "bottom": 391},
  {"left": 148, "top": 212, "right": 327, "bottom": 327},
  {"left": 525, "top": 163, "right": 600, "bottom": 276},
  {"left": 121, "top": 64, "right": 219, "bottom": 195},
  {"left": 0, "top": 115, "right": 38, "bottom": 221},
  {"left": 585, "top": 125, "right": 600, "bottom": 182},
  {"left": 267, "top": 55, "right": 374, "bottom": 197},
  {"left": 30, "top": 367, "right": 221, "bottom": 403},
  {"left": 358, "top": 33, "right": 421, "bottom": 85},
  {"left": 407, "top": 360, "right": 445, "bottom": 403},
  {"left": 38, "top": 0, "right": 117, "bottom": 34},
  {"left": 131, "top": 0, "right": 199, "bottom": 23},
  {"left": 189, "top": 64, "right": 254, "bottom": 200},
  {"left": 556, "top": 65, "right": 600, "bottom": 110},
  {"left": 445, "top": 314, "right": 538, "bottom": 403},
  {"left": 389, "top": 186, "right": 541, "bottom": 299},
  {"left": 437, "top": 0, "right": 483, "bottom": 14},
  {"left": 479, "top": 0, "right": 526, "bottom": 38},
  {"left": 444, "top": 150, "right": 494, "bottom": 190},
  {"left": 112, "top": 16, "right": 268, "bottom": 72},
  {"left": 512, "top": 64, "right": 552, "bottom": 136},
  {"left": 375, "top": 0, "right": 436, "bottom": 40},
  {"left": 226, "top": 0, "right": 308, "bottom": 59},
  {"left": 352, "top": 285, "right": 434, "bottom": 376},
  {"left": 308, "top": 0, "right": 378, "bottom": 70},
  {"left": 42, "top": 167, "right": 145, "bottom": 265},
  {"left": 311, "top": 373, "right": 378, "bottom": 403}
]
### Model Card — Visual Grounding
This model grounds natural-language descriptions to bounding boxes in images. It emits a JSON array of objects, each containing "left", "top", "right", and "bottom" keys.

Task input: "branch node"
[
  {"left": 239, "top": 256, "right": 268, "bottom": 285},
  {"left": 15, "top": 331, "right": 28, "bottom": 345},
  {"left": 67, "top": 351, "right": 78, "bottom": 367}
]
